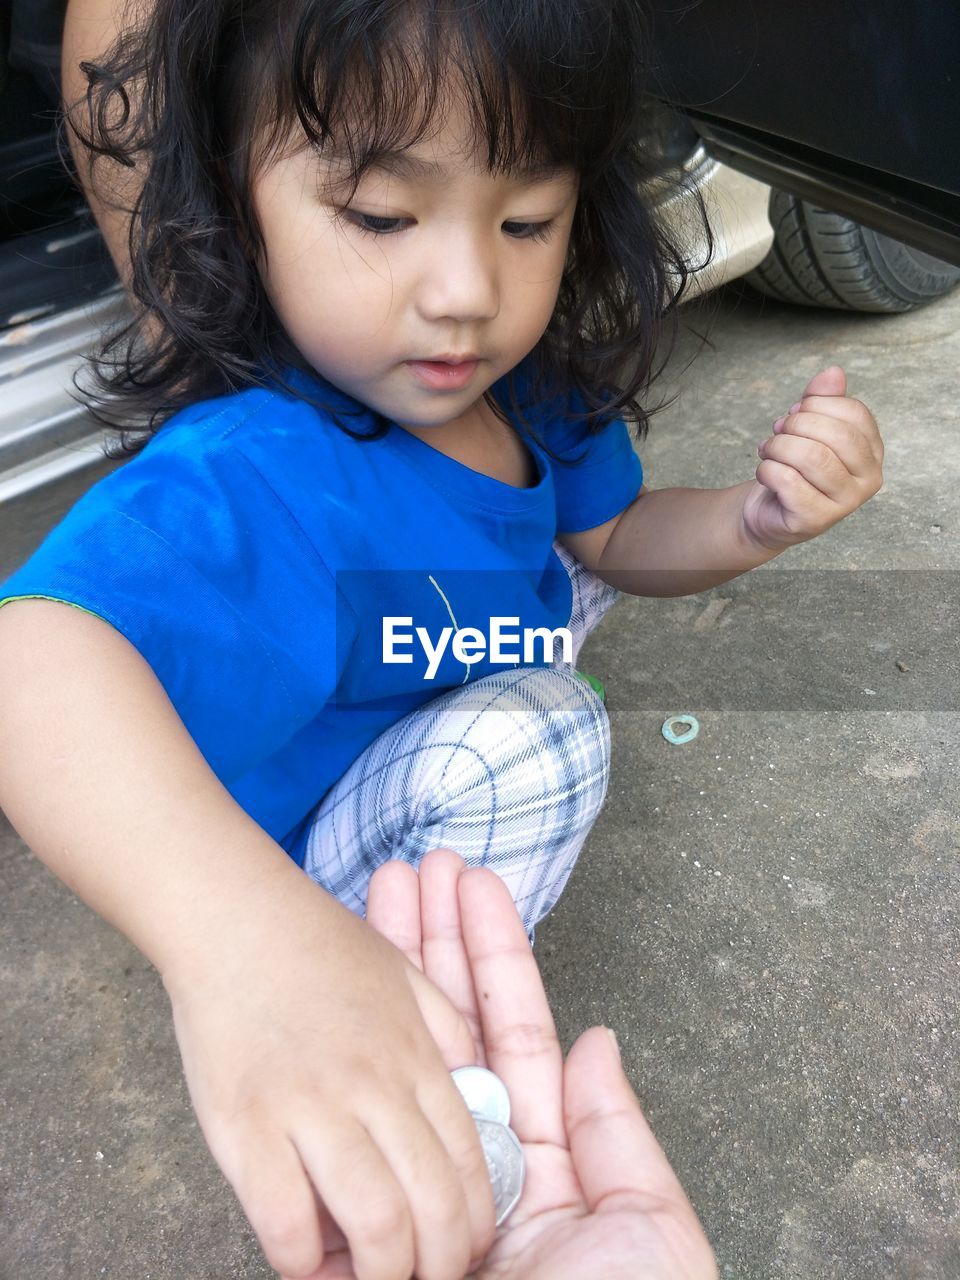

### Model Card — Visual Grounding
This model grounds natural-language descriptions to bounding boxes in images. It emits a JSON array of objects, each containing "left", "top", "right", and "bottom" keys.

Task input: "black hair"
[{"left": 62, "top": 0, "right": 715, "bottom": 460}]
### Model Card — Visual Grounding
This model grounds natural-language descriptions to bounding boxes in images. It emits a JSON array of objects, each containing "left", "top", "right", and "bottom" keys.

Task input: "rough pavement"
[{"left": 2, "top": 281, "right": 959, "bottom": 1278}]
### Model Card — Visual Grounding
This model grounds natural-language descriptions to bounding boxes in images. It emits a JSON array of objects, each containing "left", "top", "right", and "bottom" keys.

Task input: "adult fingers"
[
  {"left": 418, "top": 849, "right": 486, "bottom": 1062},
  {"left": 366, "top": 858, "right": 424, "bottom": 970},
  {"left": 402, "top": 952, "right": 480, "bottom": 1071},
  {"left": 366, "top": 859, "right": 479, "bottom": 1066},
  {"left": 565, "top": 1029, "right": 719, "bottom": 1279},
  {"left": 457, "top": 867, "right": 566, "bottom": 1147},
  {"left": 564, "top": 1027, "right": 706, "bottom": 1226}
]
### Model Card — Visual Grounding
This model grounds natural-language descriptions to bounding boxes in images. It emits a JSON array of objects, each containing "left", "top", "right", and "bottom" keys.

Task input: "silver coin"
[
  {"left": 451, "top": 1065, "right": 511, "bottom": 1126},
  {"left": 475, "top": 1116, "right": 525, "bottom": 1226}
]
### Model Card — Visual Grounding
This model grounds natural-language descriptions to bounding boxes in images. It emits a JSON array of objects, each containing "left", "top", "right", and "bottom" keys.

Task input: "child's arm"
[
  {"left": 593, "top": 365, "right": 884, "bottom": 597},
  {"left": 0, "top": 598, "right": 496, "bottom": 1278}
]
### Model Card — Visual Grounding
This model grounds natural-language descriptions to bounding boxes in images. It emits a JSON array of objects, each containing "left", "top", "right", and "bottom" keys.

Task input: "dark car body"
[{"left": 646, "top": 0, "right": 960, "bottom": 266}]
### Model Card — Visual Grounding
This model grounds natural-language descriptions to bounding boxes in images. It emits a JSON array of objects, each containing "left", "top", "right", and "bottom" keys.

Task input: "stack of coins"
[{"left": 451, "top": 1066, "right": 525, "bottom": 1226}]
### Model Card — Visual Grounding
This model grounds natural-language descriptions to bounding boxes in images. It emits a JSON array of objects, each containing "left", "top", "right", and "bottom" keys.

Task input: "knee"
[
  {"left": 421, "top": 664, "right": 611, "bottom": 805},
  {"left": 520, "top": 665, "right": 612, "bottom": 805},
  {"left": 506, "top": 664, "right": 610, "bottom": 748}
]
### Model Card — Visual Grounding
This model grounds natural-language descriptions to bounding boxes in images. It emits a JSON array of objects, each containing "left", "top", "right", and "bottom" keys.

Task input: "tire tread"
[{"left": 742, "top": 192, "right": 960, "bottom": 314}]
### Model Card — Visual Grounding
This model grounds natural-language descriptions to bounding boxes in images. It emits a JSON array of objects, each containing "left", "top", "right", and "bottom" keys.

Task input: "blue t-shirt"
[{"left": 0, "top": 360, "right": 642, "bottom": 866}]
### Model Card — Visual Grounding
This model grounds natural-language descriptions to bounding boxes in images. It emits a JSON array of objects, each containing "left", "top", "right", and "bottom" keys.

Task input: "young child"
[{"left": 0, "top": 0, "right": 883, "bottom": 1276}]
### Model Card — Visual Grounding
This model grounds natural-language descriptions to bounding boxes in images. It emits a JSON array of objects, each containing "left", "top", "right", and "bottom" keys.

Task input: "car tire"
[{"left": 742, "top": 189, "right": 960, "bottom": 313}]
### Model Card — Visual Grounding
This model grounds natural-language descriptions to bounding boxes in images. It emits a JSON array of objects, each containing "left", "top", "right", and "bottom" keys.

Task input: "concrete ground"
[{"left": 2, "top": 281, "right": 960, "bottom": 1278}]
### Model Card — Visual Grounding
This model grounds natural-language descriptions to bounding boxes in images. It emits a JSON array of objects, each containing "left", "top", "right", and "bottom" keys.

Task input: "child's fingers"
[
  {"left": 329, "top": 963, "right": 494, "bottom": 1269},
  {"left": 281, "top": 1255, "right": 356, "bottom": 1280},
  {"left": 458, "top": 867, "right": 567, "bottom": 1147},
  {"left": 290, "top": 1092, "right": 491, "bottom": 1280},
  {"left": 365, "top": 858, "right": 424, "bottom": 970},
  {"left": 408, "top": 1076, "right": 499, "bottom": 1262},
  {"left": 337, "top": 1094, "right": 485, "bottom": 1280},
  {"left": 309, "top": 1191, "right": 350, "bottom": 1256},
  {"left": 281, "top": 1252, "right": 356, "bottom": 1280},
  {"left": 278, "top": 1196, "right": 354, "bottom": 1279},
  {"left": 291, "top": 1117, "right": 417, "bottom": 1280},
  {"left": 800, "top": 364, "right": 846, "bottom": 399},
  {"left": 759, "top": 431, "right": 862, "bottom": 504},
  {"left": 772, "top": 410, "right": 880, "bottom": 482},
  {"left": 418, "top": 848, "right": 487, "bottom": 1064},
  {"left": 279, "top": 1194, "right": 350, "bottom": 1276},
  {"left": 227, "top": 1134, "right": 328, "bottom": 1279},
  {"left": 206, "top": 1120, "right": 340, "bottom": 1279},
  {"left": 787, "top": 397, "right": 883, "bottom": 464},
  {"left": 754, "top": 458, "right": 838, "bottom": 526},
  {"left": 281, "top": 1263, "right": 355, "bottom": 1280}
]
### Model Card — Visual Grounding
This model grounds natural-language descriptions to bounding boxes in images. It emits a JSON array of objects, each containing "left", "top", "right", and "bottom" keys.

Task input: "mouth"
[{"left": 405, "top": 357, "right": 481, "bottom": 390}]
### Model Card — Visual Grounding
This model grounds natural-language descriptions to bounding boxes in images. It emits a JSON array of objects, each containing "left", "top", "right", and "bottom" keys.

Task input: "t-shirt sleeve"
[
  {"left": 0, "top": 438, "right": 354, "bottom": 785},
  {"left": 544, "top": 388, "right": 644, "bottom": 534}
]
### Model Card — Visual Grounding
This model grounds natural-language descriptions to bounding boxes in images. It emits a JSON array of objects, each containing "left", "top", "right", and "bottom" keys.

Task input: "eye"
[
  {"left": 341, "top": 210, "right": 558, "bottom": 242},
  {"left": 343, "top": 210, "right": 408, "bottom": 236},
  {"left": 502, "top": 220, "right": 556, "bottom": 243}
]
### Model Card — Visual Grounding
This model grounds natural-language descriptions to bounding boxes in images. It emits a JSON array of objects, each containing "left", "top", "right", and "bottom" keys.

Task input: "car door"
[{"left": 645, "top": 0, "right": 960, "bottom": 264}]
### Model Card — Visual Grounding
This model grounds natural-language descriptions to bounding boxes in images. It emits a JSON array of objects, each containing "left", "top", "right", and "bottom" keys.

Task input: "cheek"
[
  {"left": 260, "top": 217, "right": 386, "bottom": 320},
  {"left": 506, "top": 245, "right": 570, "bottom": 319}
]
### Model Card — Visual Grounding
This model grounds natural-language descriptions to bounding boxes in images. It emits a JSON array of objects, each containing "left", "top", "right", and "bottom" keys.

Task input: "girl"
[{"left": 0, "top": 0, "right": 882, "bottom": 1276}]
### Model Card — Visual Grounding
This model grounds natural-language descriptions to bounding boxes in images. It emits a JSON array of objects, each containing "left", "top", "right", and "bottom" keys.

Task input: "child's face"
[{"left": 250, "top": 94, "right": 578, "bottom": 433}]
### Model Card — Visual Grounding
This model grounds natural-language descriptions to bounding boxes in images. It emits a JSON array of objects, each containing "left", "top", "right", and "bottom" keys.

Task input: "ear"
[{"left": 801, "top": 365, "right": 846, "bottom": 399}]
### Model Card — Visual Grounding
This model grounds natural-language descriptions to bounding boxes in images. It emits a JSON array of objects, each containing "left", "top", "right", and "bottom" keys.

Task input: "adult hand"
[{"left": 361, "top": 847, "right": 719, "bottom": 1280}]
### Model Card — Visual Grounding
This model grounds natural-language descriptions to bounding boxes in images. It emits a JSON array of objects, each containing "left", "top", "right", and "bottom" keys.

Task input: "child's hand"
[
  {"left": 161, "top": 877, "right": 496, "bottom": 1280},
  {"left": 741, "top": 365, "right": 884, "bottom": 551}
]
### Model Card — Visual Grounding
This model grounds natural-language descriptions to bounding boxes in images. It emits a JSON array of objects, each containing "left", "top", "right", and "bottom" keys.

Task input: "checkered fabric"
[{"left": 300, "top": 541, "right": 622, "bottom": 934}]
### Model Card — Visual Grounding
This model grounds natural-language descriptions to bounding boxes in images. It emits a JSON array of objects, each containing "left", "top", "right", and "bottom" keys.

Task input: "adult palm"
[{"left": 362, "top": 847, "right": 719, "bottom": 1280}]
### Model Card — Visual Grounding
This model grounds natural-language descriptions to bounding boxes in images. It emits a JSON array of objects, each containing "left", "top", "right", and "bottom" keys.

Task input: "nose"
[{"left": 414, "top": 224, "right": 500, "bottom": 324}]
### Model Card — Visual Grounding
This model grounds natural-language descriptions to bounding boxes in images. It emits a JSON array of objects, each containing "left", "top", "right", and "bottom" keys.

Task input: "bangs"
[
  {"left": 72, "top": 0, "right": 706, "bottom": 452},
  {"left": 240, "top": 0, "right": 640, "bottom": 196}
]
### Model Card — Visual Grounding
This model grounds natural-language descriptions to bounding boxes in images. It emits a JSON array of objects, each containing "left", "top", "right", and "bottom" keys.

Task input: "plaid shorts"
[{"left": 300, "top": 540, "right": 621, "bottom": 934}]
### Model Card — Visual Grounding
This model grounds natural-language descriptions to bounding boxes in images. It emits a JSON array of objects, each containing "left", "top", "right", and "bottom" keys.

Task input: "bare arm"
[
  {"left": 590, "top": 368, "right": 883, "bottom": 598},
  {"left": 0, "top": 598, "right": 318, "bottom": 985},
  {"left": 595, "top": 480, "right": 781, "bottom": 597},
  {"left": 0, "top": 597, "right": 495, "bottom": 1276}
]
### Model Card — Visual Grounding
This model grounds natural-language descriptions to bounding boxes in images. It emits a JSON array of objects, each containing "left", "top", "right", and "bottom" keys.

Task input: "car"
[
  {"left": 2, "top": 0, "right": 959, "bottom": 564},
  {"left": 643, "top": 0, "right": 960, "bottom": 311}
]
